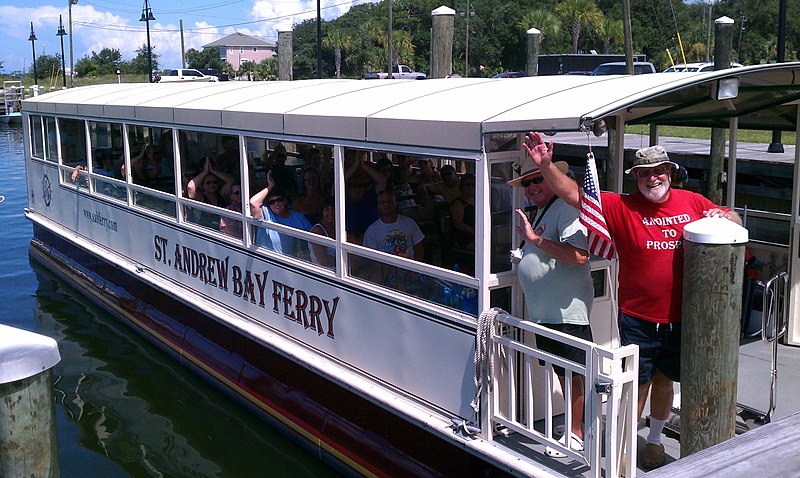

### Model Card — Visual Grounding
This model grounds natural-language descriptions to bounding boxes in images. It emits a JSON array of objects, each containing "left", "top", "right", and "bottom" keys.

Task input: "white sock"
[{"left": 647, "top": 416, "right": 666, "bottom": 445}]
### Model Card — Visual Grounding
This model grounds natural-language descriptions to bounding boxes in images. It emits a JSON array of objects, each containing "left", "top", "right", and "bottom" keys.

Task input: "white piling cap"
[
  {"left": 683, "top": 216, "right": 749, "bottom": 244},
  {"left": 0, "top": 324, "right": 60, "bottom": 384}
]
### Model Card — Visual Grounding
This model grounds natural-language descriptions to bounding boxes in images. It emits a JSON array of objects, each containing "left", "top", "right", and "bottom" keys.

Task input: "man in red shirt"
[{"left": 523, "top": 132, "right": 741, "bottom": 469}]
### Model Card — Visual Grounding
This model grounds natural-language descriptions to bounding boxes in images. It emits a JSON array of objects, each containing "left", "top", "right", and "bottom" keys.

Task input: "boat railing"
[{"left": 483, "top": 310, "right": 639, "bottom": 478}]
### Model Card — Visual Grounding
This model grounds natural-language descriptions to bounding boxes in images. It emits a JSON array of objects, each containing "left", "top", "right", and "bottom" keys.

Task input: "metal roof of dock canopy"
[{"left": 21, "top": 63, "right": 800, "bottom": 152}]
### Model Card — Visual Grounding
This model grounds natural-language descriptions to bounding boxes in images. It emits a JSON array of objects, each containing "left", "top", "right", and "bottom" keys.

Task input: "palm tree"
[
  {"left": 519, "top": 9, "right": 562, "bottom": 50},
  {"left": 595, "top": 18, "right": 623, "bottom": 54},
  {"left": 392, "top": 30, "right": 416, "bottom": 67},
  {"left": 323, "top": 28, "right": 353, "bottom": 79},
  {"left": 556, "top": 0, "right": 604, "bottom": 54}
]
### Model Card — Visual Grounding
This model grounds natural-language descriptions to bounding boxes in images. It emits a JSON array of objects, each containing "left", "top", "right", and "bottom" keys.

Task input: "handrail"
[
  {"left": 761, "top": 272, "right": 788, "bottom": 343},
  {"left": 759, "top": 271, "right": 788, "bottom": 423},
  {"left": 484, "top": 311, "right": 638, "bottom": 478}
]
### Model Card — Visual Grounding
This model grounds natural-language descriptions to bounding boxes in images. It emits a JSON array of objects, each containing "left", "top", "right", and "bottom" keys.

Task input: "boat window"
[
  {"left": 178, "top": 130, "right": 245, "bottom": 234},
  {"left": 490, "top": 162, "right": 514, "bottom": 273},
  {"left": 245, "top": 138, "right": 334, "bottom": 264},
  {"left": 59, "top": 118, "right": 88, "bottom": 188},
  {"left": 88, "top": 121, "right": 125, "bottom": 200},
  {"left": 127, "top": 125, "right": 176, "bottom": 217},
  {"left": 44, "top": 116, "right": 57, "bottom": 163},
  {"left": 343, "top": 147, "right": 478, "bottom": 312},
  {"left": 30, "top": 115, "right": 45, "bottom": 160}
]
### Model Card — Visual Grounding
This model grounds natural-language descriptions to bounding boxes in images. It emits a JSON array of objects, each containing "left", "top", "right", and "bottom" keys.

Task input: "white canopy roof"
[{"left": 24, "top": 63, "right": 800, "bottom": 154}]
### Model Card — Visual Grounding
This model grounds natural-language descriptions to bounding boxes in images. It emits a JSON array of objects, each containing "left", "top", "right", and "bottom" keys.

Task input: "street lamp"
[
  {"left": 57, "top": 15, "right": 67, "bottom": 89},
  {"left": 28, "top": 22, "right": 38, "bottom": 87},
  {"left": 139, "top": 0, "right": 156, "bottom": 83},
  {"left": 69, "top": 0, "right": 78, "bottom": 88}
]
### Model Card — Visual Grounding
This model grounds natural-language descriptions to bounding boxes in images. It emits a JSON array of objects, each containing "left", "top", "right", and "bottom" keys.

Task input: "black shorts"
[
  {"left": 535, "top": 323, "right": 593, "bottom": 376},
  {"left": 618, "top": 311, "right": 681, "bottom": 384}
]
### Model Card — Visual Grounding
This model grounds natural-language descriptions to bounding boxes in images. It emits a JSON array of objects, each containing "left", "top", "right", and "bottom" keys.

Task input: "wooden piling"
[
  {"left": 430, "top": 6, "right": 455, "bottom": 79},
  {"left": 0, "top": 325, "right": 61, "bottom": 478},
  {"left": 680, "top": 217, "right": 747, "bottom": 457},
  {"left": 277, "top": 30, "right": 293, "bottom": 81},
  {"left": 525, "top": 28, "right": 540, "bottom": 77}
]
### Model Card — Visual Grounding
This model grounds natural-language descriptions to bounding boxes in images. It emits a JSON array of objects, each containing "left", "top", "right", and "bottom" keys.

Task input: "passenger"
[
  {"left": 216, "top": 135, "right": 240, "bottom": 175},
  {"left": 344, "top": 152, "right": 386, "bottom": 244},
  {"left": 310, "top": 197, "right": 336, "bottom": 268},
  {"left": 510, "top": 159, "right": 593, "bottom": 457},
  {"left": 389, "top": 156, "right": 418, "bottom": 209},
  {"left": 187, "top": 157, "right": 236, "bottom": 228},
  {"left": 420, "top": 164, "right": 460, "bottom": 205},
  {"left": 130, "top": 143, "right": 162, "bottom": 187},
  {"left": 363, "top": 191, "right": 424, "bottom": 260},
  {"left": 261, "top": 142, "right": 296, "bottom": 194},
  {"left": 292, "top": 167, "right": 325, "bottom": 224},
  {"left": 408, "top": 157, "right": 441, "bottom": 190},
  {"left": 250, "top": 170, "right": 312, "bottom": 256},
  {"left": 219, "top": 184, "right": 243, "bottom": 238},
  {"left": 447, "top": 173, "right": 476, "bottom": 274},
  {"left": 523, "top": 132, "right": 742, "bottom": 469},
  {"left": 449, "top": 173, "right": 476, "bottom": 250}
]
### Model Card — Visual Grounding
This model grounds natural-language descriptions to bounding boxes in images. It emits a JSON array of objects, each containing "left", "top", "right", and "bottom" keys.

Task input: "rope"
[{"left": 471, "top": 307, "right": 503, "bottom": 414}]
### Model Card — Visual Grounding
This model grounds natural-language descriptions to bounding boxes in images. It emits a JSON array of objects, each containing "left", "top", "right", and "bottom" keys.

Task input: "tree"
[
  {"left": 322, "top": 28, "right": 353, "bottom": 79},
  {"left": 519, "top": 9, "right": 562, "bottom": 50},
  {"left": 185, "top": 46, "right": 225, "bottom": 71},
  {"left": 255, "top": 58, "right": 278, "bottom": 80},
  {"left": 556, "top": 0, "right": 604, "bottom": 54},
  {"left": 33, "top": 54, "right": 62, "bottom": 82},
  {"left": 126, "top": 43, "right": 159, "bottom": 78},
  {"left": 595, "top": 18, "right": 623, "bottom": 54},
  {"left": 75, "top": 57, "right": 99, "bottom": 77}
]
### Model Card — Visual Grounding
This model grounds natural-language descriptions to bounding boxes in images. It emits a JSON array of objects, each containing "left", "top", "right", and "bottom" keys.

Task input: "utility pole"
[
  {"left": 69, "top": 0, "right": 77, "bottom": 87},
  {"left": 768, "top": 0, "right": 787, "bottom": 153},
  {"left": 387, "top": 0, "right": 393, "bottom": 78}
]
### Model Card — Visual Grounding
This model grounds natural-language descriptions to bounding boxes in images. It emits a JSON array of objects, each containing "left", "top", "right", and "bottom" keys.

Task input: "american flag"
[{"left": 580, "top": 152, "right": 615, "bottom": 259}]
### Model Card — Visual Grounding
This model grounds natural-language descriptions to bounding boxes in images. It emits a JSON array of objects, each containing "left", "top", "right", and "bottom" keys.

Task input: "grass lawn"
[{"left": 625, "top": 125, "right": 796, "bottom": 145}]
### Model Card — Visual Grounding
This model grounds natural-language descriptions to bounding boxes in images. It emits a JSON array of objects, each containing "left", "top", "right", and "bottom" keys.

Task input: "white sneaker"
[{"left": 545, "top": 433, "right": 584, "bottom": 458}]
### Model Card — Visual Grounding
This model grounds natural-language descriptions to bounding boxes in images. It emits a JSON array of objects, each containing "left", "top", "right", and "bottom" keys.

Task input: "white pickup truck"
[
  {"left": 364, "top": 64, "right": 427, "bottom": 80},
  {"left": 156, "top": 68, "right": 219, "bottom": 83}
]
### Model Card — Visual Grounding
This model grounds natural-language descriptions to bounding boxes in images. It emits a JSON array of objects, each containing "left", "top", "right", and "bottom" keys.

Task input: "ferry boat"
[{"left": 20, "top": 64, "right": 800, "bottom": 478}]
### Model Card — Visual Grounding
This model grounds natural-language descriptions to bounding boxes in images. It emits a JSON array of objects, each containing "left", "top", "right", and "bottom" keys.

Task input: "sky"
[{"left": 0, "top": 0, "right": 378, "bottom": 74}]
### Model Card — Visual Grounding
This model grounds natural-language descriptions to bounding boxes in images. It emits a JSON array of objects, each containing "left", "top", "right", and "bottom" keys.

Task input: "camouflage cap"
[{"left": 624, "top": 145, "right": 680, "bottom": 175}]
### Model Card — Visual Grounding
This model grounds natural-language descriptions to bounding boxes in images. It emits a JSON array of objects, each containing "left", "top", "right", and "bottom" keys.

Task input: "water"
[{"left": 0, "top": 124, "right": 340, "bottom": 478}]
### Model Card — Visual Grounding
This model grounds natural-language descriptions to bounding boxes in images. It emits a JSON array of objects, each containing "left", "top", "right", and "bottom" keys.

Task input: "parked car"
[
  {"left": 156, "top": 68, "right": 219, "bottom": 83},
  {"left": 590, "top": 61, "right": 656, "bottom": 76},
  {"left": 492, "top": 71, "right": 526, "bottom": 78},
  {"left": 364, "top": 64, "right": 427, "bottom": 80},
  {"left": 197, "top": 68, "right": 228, "bottom": 81},
  {"left": 663, "top": 61, "right": 743, "bottom": 73}
]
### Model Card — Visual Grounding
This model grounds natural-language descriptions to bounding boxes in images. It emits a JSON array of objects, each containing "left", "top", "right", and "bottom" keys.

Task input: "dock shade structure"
[{"left": 0, "top": 324, "right": 61, "bottom": 477}]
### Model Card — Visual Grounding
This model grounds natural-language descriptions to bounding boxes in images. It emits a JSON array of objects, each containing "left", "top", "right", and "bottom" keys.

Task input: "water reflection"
[{"left": 31, "top": 262, "right": 339, "bottom": 478}]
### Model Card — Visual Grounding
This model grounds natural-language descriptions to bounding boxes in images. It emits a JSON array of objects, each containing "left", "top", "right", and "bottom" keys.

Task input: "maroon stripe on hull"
[{"left": 30, "top": 225, "right": 513, "bottom": 478}]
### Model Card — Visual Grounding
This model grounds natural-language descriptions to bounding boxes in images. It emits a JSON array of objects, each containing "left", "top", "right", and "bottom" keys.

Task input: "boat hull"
[{"left": 28, "top": 224, "right": 511, "bottom": 478}]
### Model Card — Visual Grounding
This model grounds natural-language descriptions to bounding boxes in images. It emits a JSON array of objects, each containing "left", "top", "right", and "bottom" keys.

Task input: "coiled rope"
[{"left": 471, "top": 307, "right": 504, "bottom": 414}]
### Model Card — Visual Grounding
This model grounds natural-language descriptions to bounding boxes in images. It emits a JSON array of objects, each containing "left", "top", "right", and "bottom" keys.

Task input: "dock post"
[
  {"left": 277, "top": 30, "right": 293, "bottom": 81},
  {"left": 0, "top": 324, "right": 61, "bottom": 478},
  {"left": 680, "top": 217, "right": 748, "bottom": 457},
  {"left": 708, "top": 16, "right": 735, "bottom": 204},
  {"left": 430, "top": 6, "right": 454, "bottom": 79},
  {"left": 526, "top": 28, "right": 540, "bottom": 76}
]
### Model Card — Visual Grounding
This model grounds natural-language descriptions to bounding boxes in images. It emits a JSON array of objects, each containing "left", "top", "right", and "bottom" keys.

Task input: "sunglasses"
[
  {"left": 635, "top": 165, "right": 671, "bottom": 179},
  {"left": 520, "top": 176, "right": 545, "bottom": 187},
  {"left": 268, "top": 197, "right": 285, "bottom": 205}
]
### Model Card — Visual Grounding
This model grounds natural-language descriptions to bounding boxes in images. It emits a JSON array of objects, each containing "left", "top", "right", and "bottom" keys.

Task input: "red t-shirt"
[{"left": 601, "top": 189, "right": 723, "bottom": 324}]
